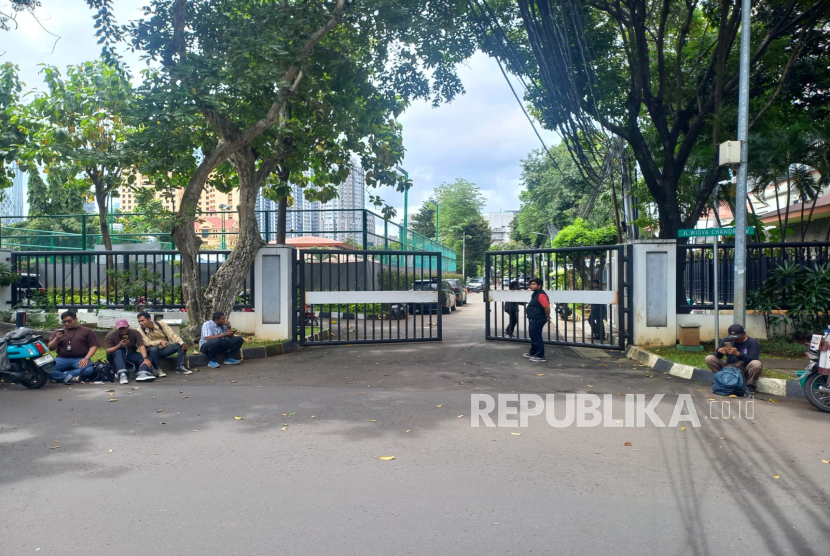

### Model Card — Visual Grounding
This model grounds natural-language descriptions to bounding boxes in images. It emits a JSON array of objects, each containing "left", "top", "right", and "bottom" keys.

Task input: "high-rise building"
[
  {"left": 117, "top": 173, "right": 235, "bottom": 214},
  {"left": 0, "top": 162, "right": 27, "bottom": 222},
  {"left": 486, "top": 210, "right": 519, "bottom": 244}
]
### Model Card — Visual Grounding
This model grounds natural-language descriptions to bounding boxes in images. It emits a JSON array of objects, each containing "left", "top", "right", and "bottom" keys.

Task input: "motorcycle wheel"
[
  {"left": 19, "top": 363, "right": 49, "bottom": 389},
  {"left": 804, "top": 372, "right": 830, "bottom": 413}
]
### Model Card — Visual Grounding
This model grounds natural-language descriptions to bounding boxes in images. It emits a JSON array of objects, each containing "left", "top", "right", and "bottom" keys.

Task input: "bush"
[{"left": 748, "top": 262, "right": 830, "bottom": 338}]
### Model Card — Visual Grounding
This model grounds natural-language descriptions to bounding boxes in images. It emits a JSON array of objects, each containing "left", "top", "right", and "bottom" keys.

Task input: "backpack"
[
  {"left": 712, "top": 366, "right": 745, "bottom": 397},
  {"left": 90, "top": 361, "right": 116, "bottom": 383}
]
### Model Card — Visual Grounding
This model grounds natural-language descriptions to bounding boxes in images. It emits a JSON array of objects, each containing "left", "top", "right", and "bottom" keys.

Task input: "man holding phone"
[
  {"left": 47, "top": 310, "right": 99, "bottom": 384},
  {"left": 706, "top": 323, "right": 763, "bottom": 393},
  {"left": 104, "top": 318, "right": 155, "bottom": 384},
  {"left": 199, "top": 311, "right": 244, "bottom": 368}
]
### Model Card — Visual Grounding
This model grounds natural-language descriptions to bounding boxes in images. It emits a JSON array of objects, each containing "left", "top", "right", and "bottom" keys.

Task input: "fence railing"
[
  {"left": 1, "top": 209, "right": 457, "bottom": 272},
  {"left": 9, "top": 250, "right": 255, "bottom": 311},
  {"left": 679, "top": 241, "right": 830, "bottom": 310}
]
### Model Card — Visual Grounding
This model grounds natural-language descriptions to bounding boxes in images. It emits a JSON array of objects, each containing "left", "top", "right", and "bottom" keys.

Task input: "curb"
[{"left": 626, "top": 345, "right": 805, "bottom": 398}]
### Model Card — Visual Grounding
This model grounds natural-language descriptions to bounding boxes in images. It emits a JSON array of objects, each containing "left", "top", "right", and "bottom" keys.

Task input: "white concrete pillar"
[
  {"left": 630, "top": 240, "right": 677, "bottom": 346},
  {"left": 252, "top": 245, "right": 295, "bottom": 341}
]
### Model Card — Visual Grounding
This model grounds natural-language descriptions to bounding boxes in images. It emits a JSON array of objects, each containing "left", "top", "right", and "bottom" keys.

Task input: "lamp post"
[
  {"left": 218, "top": 204, "right": 233, "bottom": 250},
  {"left": 733, "top": 0, "right": 752, "bottom": 325},
  {"left": 395, "top": 165, "right": 409, "bottom": 249},
  {"left": 431, "top": 201, "right": 440, "bottom": 245}
]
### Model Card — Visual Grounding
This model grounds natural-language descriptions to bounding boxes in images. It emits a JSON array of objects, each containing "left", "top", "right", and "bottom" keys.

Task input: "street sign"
[{"left": 678, "top": 226, "right": 755, "bottom": 238}]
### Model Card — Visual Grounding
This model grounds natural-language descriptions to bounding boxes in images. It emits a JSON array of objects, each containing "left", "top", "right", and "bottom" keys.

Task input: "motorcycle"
[
  {"left": 0, "top": 329, "right": 56, "bottom": 389},
  {"left": 555, "top": 303, "right": 572, "bottom": 321},
  {"left": 798, "top": 333, "right": 830, "bottom": 413}
]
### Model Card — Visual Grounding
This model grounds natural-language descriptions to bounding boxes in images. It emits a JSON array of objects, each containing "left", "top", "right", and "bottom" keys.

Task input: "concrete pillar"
[
  {"left": 252, "top": 245, "right": 295, "bottom": 341},
  {"left": 630, "top": 240, "right": 677, "bottom": 346}
]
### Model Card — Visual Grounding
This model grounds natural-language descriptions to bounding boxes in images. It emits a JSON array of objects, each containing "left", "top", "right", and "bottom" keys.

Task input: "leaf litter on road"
[{"left": 374, "top": 456, "right": 395, "bottom": 461}]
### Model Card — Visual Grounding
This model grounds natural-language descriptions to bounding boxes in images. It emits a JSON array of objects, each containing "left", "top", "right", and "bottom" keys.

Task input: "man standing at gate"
[
  {"left": 589, "top": 279, "right": 606, "bottom": 341},
  {"left": 523, "top": 278, "right": 551, "bottom": 362}
]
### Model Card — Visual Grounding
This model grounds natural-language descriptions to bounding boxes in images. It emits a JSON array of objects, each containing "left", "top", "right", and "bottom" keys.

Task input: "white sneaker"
[
  {"left": 155, "top": 368, "right": 167, "bottom": 378},
  {"left": 530, "top": 356, "right": 546, "bottom": 362},
  {"left": 119, "top": 371, "right": 128, "bottom": 385},
  {"left": 523, "top": 353, "right": 533, "bottom": 358},
  {"left": 136, "top": 370, "right": 156, "bottom": 382}
]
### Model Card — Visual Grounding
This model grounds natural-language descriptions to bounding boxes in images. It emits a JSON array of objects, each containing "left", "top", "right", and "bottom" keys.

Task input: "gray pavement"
[{"left": 2, "top": 293, "right": 829, "bottom": 555}]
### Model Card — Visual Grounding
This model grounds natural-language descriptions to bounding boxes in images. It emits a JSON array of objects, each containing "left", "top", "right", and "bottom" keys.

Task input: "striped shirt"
[{"left": 200, "top": 320, "right": 228, "bottom": 348}]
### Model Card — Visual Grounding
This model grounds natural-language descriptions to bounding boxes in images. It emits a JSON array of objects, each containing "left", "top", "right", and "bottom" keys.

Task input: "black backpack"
[{"left": 91, "top": 361, "right": 116, "bottom": 383}]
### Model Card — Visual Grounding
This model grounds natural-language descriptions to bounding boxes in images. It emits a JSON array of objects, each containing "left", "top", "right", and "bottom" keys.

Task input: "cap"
[
  {"left": 115, "top": 319, "right": 130, "bottom": 329},
  {"left": 727, "top": 324, "right": 745, "bottom": 338}
]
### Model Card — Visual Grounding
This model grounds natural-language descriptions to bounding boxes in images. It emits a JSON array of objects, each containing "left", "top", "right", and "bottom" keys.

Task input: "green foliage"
[
  {"left": 748, "top": 262, "right": 830, "bottom": 339},
  {"left": 552, "top": 218, "right": 617, "bottom": 248},
  {"left": 410, "top": 202, "right": 436, "bottom": 239},
  {"left": 512, "top": 146, "right": 612, "bottom": 246},
  {"left": 106, "top": 267, "right": 170, "bottom": 311},
  {"left": 0, "top": 62, "right": 26, "bottom": 190},
  {"left": 0, "top": 262, "right": 19, "bottom": 287}
]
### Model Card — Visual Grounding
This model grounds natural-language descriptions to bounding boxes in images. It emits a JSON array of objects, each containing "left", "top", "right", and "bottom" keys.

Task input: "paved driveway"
[{"left": 2, "top": 295, "right": 828, "bottom": 555}]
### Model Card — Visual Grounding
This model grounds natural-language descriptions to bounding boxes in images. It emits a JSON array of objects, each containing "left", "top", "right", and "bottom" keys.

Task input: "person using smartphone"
[
  {"left": 705, "top": 323, "right": 763, "bottom": 393},
  {"left": 104, "top": 318, "right": 155, "bottom": 384},
  {"left": 199, "top": 311, "right": 244, "bottom": 368},
  {"left": 46, "top": 311, "right": 99, "bottom": 384}
]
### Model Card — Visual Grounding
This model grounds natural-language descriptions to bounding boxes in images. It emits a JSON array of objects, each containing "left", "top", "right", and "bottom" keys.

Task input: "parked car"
[
  {"left": 467, "top": 278, "right": 484, "bottom": 293},
  {"left": 409, "top": 279, "right": 456, "bottom": 314},
  {"left": 446, "top": 279, "right": 467, "bottom": 306}
]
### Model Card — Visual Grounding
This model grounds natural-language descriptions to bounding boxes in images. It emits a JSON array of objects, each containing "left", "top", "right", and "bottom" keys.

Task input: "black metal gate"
[
  {"left": 296, "top": 249, "right": 444, "bottom": 345},
  {"left": 485, "top": 245, "right": 633, "bottom": 350}
]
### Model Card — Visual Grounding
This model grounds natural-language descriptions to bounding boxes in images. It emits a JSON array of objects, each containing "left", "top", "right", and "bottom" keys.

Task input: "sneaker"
[
  {"left": 529, "top": 356, "right": 546, "bottom": 362},
  {"left": 136, "top": 370, "right": 156, "bottom": 382},
  {"left": 223, "top": 358, "right": 241, "bottom": 365},
  {"left": 176, "top": 366, "right": 193, "bottom": 375},
  {"left": 155, "top": 368, "right": 167, "bottom": 378},
  {"left": 119, "top": 371, "right": 129, "bottom": 385},
  {"left": 66, "top": 375, "right": 81, "bottom": 384},
  {"left": 523, "top": 353, "right": 533, "bottom": 359},
  {"left": 207, "top": 361, "right": 220, "bottom": 369}
]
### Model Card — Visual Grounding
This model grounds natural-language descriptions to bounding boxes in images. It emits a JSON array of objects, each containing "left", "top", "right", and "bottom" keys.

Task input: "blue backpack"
[{"left": 712, "top": 366, "right": 745, "bottom": 396}]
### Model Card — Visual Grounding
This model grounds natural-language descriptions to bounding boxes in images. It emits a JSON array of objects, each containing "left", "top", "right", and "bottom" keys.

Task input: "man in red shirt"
[{"left": 523, "top": 277, "right": 551, "bottom": 362}]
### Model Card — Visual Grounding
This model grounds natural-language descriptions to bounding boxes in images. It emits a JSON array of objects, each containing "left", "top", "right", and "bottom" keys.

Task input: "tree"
[
  {"left": 0, "top": 63, "right": 26, "bottom": 191},
  {"left": 512, "top": 145, "right": 612, "bottom": 246},
  {"left": 747, "top": 116, "right": 830, "bottom": 242},
  {"left": 552, "top": 218, "right": 617, "bottom": 249},
  {"left": 433, "top": 178, "right": 487, "bottom": 241},
  {"left": 410, "top": 202, "right": 437, "bottom": 239},
  {"left": 455, "top": 216, "right": 492, "bottom": 278},
  {"left": 22, "top": 60, "right": 136, "bottom": 250},
  {"left": 475, "top": 0, "right": 830, "bottom": 237},
  {"left": 129, "top": 0, "right": 476, "bottom": 329}
]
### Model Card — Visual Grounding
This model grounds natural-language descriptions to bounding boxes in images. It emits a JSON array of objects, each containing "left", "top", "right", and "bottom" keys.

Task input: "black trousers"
[{"left": 147, "top": 344, "right": 186, "bottom": 368}]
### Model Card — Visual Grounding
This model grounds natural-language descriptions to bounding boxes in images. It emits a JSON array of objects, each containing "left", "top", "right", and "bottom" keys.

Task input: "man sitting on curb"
[
  {"left": 199, "top": 311, "right": 244, "bottom": 368},
  {"left": 47, "top": 310, "right": 99, "bottom": 384},
  {"left": 105, "top": 318, "right": 156, "bottom": 384},
  {"left": 705, "top": 323, "right": 762, "bottom": 393},
  {"left": 137, "top": 312, "right": 192, "bottom": 376}
]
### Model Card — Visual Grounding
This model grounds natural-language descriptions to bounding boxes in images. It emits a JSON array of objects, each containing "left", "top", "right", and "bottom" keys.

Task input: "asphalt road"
[{"left": 2, "top": 293, "right": 829, "bottom": 555}]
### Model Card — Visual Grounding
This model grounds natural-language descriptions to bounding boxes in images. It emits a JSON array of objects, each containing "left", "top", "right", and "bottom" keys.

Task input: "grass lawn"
[{"left": 649, "top": 339, "right": 806, "bottom": 381}]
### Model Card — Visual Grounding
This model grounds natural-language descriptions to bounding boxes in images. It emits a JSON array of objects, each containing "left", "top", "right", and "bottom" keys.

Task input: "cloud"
[
  {"left": 1, "top": 7, "right": 556, "bottom": 221},
  {"left": 390, "top": 52, "right": 558, "bottom": 219}
]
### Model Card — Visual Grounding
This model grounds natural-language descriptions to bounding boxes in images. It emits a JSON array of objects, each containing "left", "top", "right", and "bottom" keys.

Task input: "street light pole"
[
  {"left": 462, "top": 230, "right": 466, "bottom": 279},
  {"left": 733, "top": 0, "right": 751, "bottom": 325},
  {"left": 395, "top": 166, "right": 409, "bottom": 250}
]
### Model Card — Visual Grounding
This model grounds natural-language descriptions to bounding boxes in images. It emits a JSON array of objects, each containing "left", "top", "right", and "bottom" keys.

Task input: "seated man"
[
  {"left": 199, "top": 311, "right": 244, "bottom": 368},
  {"left": 136, "top": 311, "right": 192, "bottom": 376},
  {"left": 705, "top": 323, "right": 763, "bottom": 393},
  {"left": 104, "top": 318, "right": 155, "bottom": 384},
  {"left": 47, "top": 310, "right": 99, "bottom": 384}
]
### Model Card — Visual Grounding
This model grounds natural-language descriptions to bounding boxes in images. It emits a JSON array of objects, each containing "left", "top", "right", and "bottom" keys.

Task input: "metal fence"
[
  {"left": 0, "top": 209, "right": 457, "bottom": 272},
  {"left": 485, "top": 245, "right": 632, "bottom": 350},
  {"left": 679, "top": 241, "right": 830, "bottom": 309},
  {"left": 298, "top": 250, "right": 443, "bottom": 345},
  {"left": 9, "top": 250, "right": 255, "bottom": 311}
]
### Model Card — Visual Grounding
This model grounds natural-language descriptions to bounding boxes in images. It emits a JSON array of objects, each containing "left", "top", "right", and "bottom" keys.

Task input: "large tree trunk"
[
  {"left": 201, "top": 148, "right": 268, "bottom": 322},
  {"left": 172, "top": 222, "right": 210, "bottom": 338}
]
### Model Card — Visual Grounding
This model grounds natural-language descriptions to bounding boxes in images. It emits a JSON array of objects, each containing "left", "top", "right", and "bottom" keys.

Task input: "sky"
[{"left": 0, "top": 1, "right": 558, "bottom": 222}]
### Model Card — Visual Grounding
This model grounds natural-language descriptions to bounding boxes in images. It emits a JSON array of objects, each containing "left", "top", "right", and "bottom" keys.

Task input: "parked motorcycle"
[
  {"left": 555, "top": 303, "right": 572, "bottom": 321},
  {"left": 0, "top": 329, "right": 56, "bottom": 389},
  {"left": 799, "top": 334, "right": 830, "bottom": 413}
]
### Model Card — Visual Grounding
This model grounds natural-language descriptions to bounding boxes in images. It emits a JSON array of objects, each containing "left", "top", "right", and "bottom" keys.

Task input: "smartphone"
[{"left": 724, "top": 341, "right": 733, "bottom": 348}]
